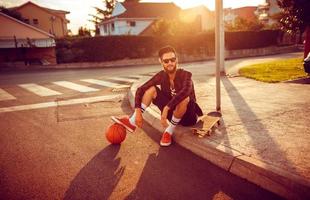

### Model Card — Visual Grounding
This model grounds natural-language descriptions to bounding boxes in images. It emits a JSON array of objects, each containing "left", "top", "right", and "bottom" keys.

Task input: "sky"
[{"left": 0, "top": 0, "right": 266, "bottom": 34}]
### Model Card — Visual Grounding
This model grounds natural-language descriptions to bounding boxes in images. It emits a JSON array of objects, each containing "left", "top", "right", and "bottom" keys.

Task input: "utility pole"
[{"left": 215, "top": 0, "right": 225, "bottom": 112}]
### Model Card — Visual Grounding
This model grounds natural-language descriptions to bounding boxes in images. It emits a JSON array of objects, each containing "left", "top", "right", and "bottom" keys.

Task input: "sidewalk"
[{"left": 128, "top": 74, "right": 310, "bottom": 199}]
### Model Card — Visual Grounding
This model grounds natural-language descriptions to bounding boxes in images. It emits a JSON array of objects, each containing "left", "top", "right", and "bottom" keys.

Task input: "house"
[
  {"left": 179, "top": 6, "right": 215, "bottom": 32},
  {"left": 9, "top": 1, "right": 70, "bottom": 37},
  {"left": 0, "top": 12, "right": 56, "bottom": 66},
  {"left": 224, "top": 6, "right": 258, "bottom": 26},
  {"left": 99, "top": 2, "right": 181, "bottom": 36},
  {"left": 257, "top": 0, "right": 281, "bottom": 25}
]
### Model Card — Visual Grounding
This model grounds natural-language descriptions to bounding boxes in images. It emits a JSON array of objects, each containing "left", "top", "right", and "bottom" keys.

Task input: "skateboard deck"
[{"left": 191, "top": 112, "right": 221, "bottom": 138}]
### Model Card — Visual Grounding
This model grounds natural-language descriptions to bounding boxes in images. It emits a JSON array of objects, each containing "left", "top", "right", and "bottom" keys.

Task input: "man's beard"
[{"left": 164, "top": 64, "right": 177, "bottom": 74}]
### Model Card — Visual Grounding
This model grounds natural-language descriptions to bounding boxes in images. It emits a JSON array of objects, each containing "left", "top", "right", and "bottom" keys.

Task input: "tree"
[
  {"left": 92, "top": 0, "right": 116, "bottom": 20},
  {"left": 88, "top": 15, "right": 102, "bottom": 36},
  {"left": 0, "top": 5, "right": 24, "bottom": 22},
  {"left": 225, "top": 16, "right": 264, "bottom": 31},
  {"left": 152, "top": 19, "right": 175, "bottom": 37},
  {"left": 89, "top": 0, "right": 116, "bottom": 35},
  {"left": 78, "top": 26, "right": 91, "bottom": 37},
  {"left": 276, "top": 0, "right": 310, "bottom": 43},
  {"left": 152, "top": 19, "right": 195, "bottom": 37}
]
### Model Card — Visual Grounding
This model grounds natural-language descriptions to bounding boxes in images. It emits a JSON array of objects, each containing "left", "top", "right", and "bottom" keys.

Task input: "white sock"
[
  {"left": 165, "top": 115, "right": 181, "bottom": 135},
  {"left": 129, "top": 103, "right": 147, "bottom": 126}
]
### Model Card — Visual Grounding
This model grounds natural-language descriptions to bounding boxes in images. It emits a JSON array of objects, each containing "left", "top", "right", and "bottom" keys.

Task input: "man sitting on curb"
[{"left": 112, "top": 45, "right": 203, "bottom": 146}]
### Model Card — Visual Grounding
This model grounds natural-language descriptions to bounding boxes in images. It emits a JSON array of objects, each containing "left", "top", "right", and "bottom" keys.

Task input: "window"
[
  {"left": 111, "top": 23, "right": 115, "bottom": 31},
  {"left": 24, "top": 19, "right": 30, "bottom": 24},
  {"left": 127, "top": 21, "right": 136, "bottom": 27},
  {"left": 33, "top": 19, "right": 39, "bottom": 25}
]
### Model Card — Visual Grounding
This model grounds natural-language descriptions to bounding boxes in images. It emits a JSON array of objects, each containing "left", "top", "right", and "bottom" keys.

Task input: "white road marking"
[
  {"left": 0, "top": 94, "right": 124, "bottom": 113},
  {"left": 19, "top": 83, "right": 62, "bottom": 96},
  {"left": 0, "top": 88, "right": 16, "bottom": 101},
  {"left": 126, "top": 75, "right": 144, "bottom": 79},
  {"left": 147, "top": 72, "right": 157, "bottom": 76},
  {"left": 81, "top": 79, "right": 130, "bottom": 89},
  {"left": 108, "top": 77, "right": 138, "bottom": 82},
  {"left": 53, "top": 81, "right": 99, "bottom": 92}
]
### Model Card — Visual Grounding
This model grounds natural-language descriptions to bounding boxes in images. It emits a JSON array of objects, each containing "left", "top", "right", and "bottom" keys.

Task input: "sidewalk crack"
[{"left": 228, "top": 154, "right": 243, "bottom": 171}]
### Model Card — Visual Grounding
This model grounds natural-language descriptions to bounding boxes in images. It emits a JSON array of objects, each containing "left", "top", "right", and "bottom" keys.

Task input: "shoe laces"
[{"left": 163, "top": 132, "right": 171, "bottom": 141}]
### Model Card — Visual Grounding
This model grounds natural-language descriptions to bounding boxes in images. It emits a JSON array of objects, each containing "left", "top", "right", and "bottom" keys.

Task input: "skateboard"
[{"left": 191, "top": 111, "right": 221, "bottom": 138}]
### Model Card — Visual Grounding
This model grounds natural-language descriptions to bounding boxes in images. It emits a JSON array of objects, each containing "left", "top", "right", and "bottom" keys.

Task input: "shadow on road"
[
  {"left": 63, "top": 145, "right": 124, "bottom": 200},
  {"left": 124, "top": 124, "right": 282, "bottom": 200},
  {"left": 285, "top": 76, "right": 310, "bottom": 84}
]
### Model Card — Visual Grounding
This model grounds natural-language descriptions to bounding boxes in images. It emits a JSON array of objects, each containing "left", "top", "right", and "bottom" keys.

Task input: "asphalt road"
[
  {"left": 0, "top": 52, "right": 302, "bottom": 85},
  {"left": 0, "top": 54, "right": 299, "bottom": 199}
]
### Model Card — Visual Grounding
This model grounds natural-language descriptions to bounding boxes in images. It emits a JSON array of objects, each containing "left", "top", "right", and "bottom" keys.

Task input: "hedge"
[
  {"left": 225, "top": 30, "right": 280, "bottom": 50},
  {"left": 56, "top": 30, "right": 279, "bottom": 63}
]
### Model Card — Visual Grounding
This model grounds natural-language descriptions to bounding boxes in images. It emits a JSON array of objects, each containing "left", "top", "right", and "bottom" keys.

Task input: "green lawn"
[{"left": 239, "top": 58, "right": 309, "bottom": 83}]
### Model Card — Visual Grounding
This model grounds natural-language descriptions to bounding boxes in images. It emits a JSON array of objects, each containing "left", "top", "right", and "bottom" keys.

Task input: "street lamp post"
[{"left": 215, "top": 0, "right": 225, "bottom": 112}]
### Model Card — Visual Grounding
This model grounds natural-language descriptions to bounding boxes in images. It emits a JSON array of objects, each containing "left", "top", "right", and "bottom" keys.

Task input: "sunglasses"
[{"left": 162, "top": 57, "right": 176, "bottom": 64}]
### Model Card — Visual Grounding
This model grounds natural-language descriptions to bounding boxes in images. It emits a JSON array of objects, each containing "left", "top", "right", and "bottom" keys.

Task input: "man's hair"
[{"left": 158, "top": 45, "right": 177, "bottom": 59}]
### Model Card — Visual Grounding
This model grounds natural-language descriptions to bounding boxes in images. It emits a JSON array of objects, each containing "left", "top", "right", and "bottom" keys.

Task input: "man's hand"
[
  {"left": 135, "top": 108, "right": 143, "bottom": 128},
  {"left": 161, "top": 106, "right": 170, "bottom": 128}
]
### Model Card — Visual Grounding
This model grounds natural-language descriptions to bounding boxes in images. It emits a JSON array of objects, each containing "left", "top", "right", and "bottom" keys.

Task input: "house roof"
[
  {"left": 12, "top": 1, "right": 69, "bottom": 14},
  {"left": 111, "top": 2, "right": 181, "bottom": 20},
  {"left": 138, "top": 20, "right": 157, "bottom": 36},
  {"left": 0, "top": 12, "right": 54, "bottom": 38},
  {"left": 10, "top": 1, "right": 70, "bottom": 22}
]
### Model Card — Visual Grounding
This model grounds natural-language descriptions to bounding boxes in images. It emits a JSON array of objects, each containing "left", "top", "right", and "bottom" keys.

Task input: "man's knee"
[
  {"left": 175, "top": 97, "right": 190, "bottom": 111},
  {"left": 144, "top": 86, "right": 157, "bottom": 99}
]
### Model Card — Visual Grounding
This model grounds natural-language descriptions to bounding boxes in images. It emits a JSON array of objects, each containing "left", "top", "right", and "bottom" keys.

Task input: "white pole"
[{"left": 215, "top": 0, "right": 225, "bottom": 112}]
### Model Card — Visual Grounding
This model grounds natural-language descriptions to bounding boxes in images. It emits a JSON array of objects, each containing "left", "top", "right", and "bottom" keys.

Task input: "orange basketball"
[{"left": 105, "top": 123, "right": 127, "bottom": 144}]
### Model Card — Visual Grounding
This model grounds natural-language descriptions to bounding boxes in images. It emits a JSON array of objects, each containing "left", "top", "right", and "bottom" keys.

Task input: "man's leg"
[
  {"left": 129, "top": 86, "right": 157, "bottom": 126},
  {"left": 112, "top": 86, "right": 157, "bottom": 132},
  {"left": 160, "top": 97, "right": 190, "bottom": 146}
]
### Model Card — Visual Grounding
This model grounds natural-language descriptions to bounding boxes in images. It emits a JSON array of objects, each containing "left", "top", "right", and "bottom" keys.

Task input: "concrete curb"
[{"left": 128, "top": 77, "right": 310, "bottom": 200}]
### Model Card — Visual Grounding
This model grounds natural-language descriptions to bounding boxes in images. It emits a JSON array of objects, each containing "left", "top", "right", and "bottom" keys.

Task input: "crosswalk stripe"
[
  {"left": 0, "top": 88, "right": 16, "bottom": 101},
  {"left": 146, "top": 72, "right": 157, "bottom": 76},
  {"left": 108, "top": 77, "right": 138, "bottom": 82},
  {"left": 53, "top": 81, "right": 99, "bottom": 92},
  {"left": 19, "top": 83, "right": 62, "bottom": 96},
  {"left": 80, "top": 79, "right": 130, "bottom": 89},
  {"left": 126, "top": 75, "right": 144, "bottom": 79}
]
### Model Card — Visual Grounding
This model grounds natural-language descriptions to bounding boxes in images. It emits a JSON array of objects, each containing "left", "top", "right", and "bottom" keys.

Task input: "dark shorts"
[{"left": 152, "top": 86, "right": 199, "bottom": 126}]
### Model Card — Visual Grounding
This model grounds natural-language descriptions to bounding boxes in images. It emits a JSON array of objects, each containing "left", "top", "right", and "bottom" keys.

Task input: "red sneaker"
[
  {"left": 111, "top": 116, "right": 136, "bottom": 133},
  {"left": 160, "top": 132, "right": 172, "bottom": 146}
]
